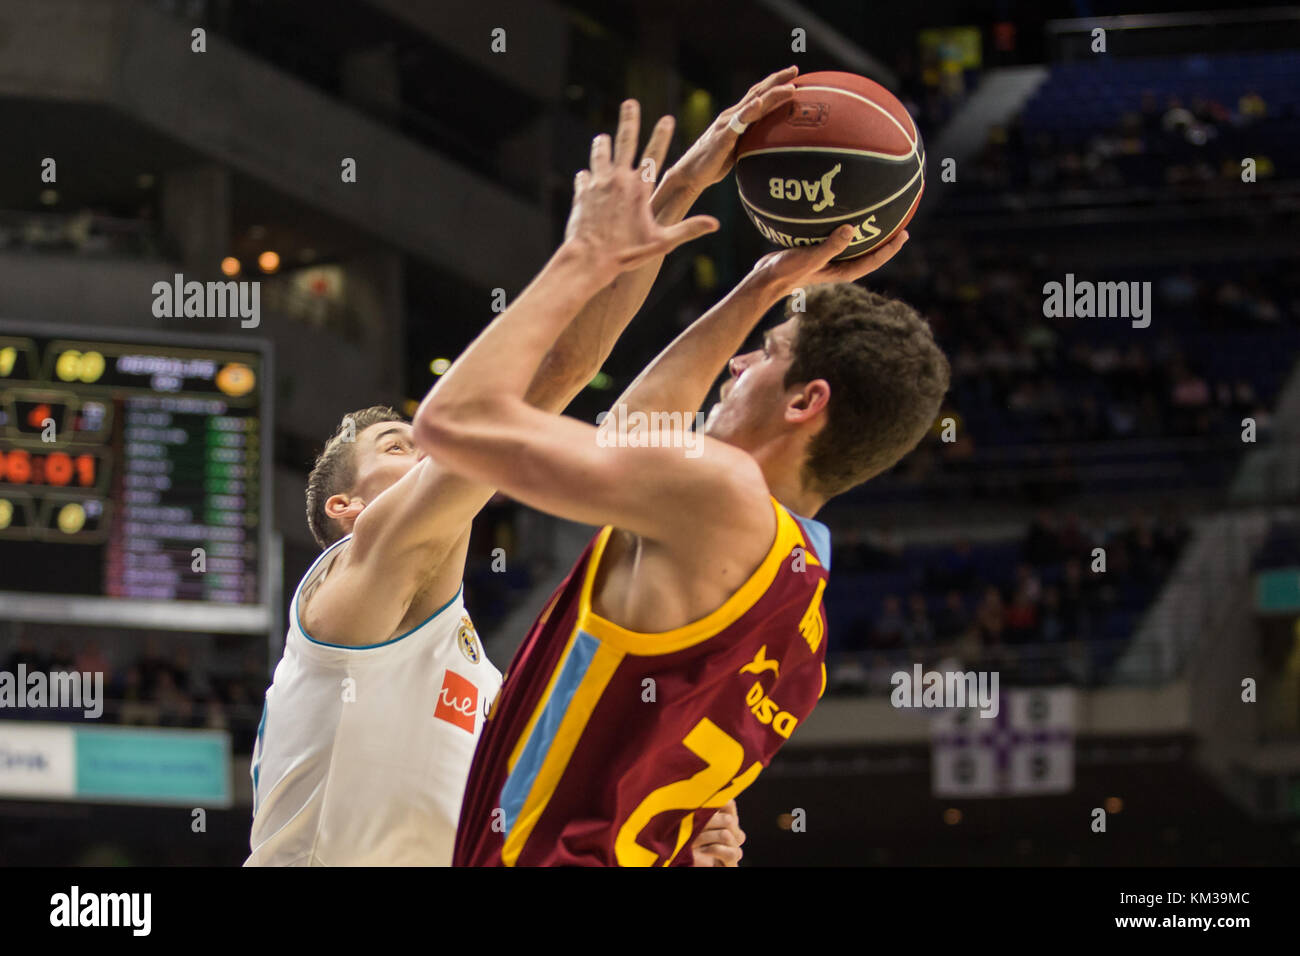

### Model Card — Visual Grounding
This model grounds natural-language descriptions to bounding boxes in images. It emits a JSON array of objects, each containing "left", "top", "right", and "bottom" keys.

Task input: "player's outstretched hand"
[
  {"left": 690, "top": 799, "right": 745, "bottom": 867},
  {"left": 748, "top": 227, "right": 910, "bottom": 302},
  {"left": 667, "top": 66, "right": 800, "bottom": 195},
  {"left": 565, "top": 99, "right": 719, "bottom": 274}
]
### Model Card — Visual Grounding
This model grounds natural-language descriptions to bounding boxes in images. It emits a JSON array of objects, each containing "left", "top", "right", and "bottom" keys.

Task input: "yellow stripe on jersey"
[
  {"left": 501, "top": 639, "right": 625, "bottom": 866},
  {"left": 578, "top": 497, "right": 808, "bottom": 656}
]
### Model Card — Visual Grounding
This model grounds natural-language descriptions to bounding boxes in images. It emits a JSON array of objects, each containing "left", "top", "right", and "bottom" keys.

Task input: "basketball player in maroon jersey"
[{"left": 418, "top": 92, "right": 947, "bottom": 865}]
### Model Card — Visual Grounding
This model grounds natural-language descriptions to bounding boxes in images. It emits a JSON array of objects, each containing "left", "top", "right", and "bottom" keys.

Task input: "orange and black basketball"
[{"left": 735, "top": 70, "right": 924, "bottom": 260}]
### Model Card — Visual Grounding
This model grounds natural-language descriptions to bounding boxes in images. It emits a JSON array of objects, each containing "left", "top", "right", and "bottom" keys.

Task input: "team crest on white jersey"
[{"left": 457, "top": 616, "right": 481, "bottom": 664}]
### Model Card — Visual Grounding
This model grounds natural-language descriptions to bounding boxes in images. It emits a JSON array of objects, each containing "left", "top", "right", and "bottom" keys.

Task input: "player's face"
[
  {"left": 351, "top": 421, "right": 424, "bottom": 505},
  {"left": 703, "top": 317, "right": 800, "bottom": 444}
]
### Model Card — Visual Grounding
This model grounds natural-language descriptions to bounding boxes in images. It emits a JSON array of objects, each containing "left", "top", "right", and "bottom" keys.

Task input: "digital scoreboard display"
[{"left": 0, "top": 322, "right": 272, "bottom": 633}]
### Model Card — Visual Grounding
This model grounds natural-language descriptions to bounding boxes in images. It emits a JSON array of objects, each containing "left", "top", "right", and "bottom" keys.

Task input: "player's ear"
[
  {"left": 786, "top": 379, "right": 830, "bottom": 424},
  {"left": 325, "top": 493, "right": 363, "bottom": 521}
]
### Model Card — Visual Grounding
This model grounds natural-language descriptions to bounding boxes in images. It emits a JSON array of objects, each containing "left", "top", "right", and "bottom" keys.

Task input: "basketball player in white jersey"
[{"left": 246, "top": 67, "right": 803, "bottom": 866}]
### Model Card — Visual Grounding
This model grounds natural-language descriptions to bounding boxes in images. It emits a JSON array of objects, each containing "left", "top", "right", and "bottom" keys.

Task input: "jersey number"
[{"left": 614, "top": 718, "right": 761, "bottom": 866}]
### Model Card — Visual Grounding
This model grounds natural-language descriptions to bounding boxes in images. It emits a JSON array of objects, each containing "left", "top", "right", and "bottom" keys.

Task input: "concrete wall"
[{"left": 0, "top": 0, "right": 551, "bottom": 289}]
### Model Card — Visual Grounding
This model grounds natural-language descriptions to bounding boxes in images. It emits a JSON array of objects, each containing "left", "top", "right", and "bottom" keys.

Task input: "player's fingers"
[
  {"left": 590, "top": 133, "right": 612, "bottom": 173},
  {"left": 704, "top": 810, "right": 738, "bottom": 831},
  {"left": 613, "top": 99, "right": 641, "bottom": 168},
  {"left": 658, "top": 214, "right": 721, "bottom": 249},
  {"left": 697, "top": 825, "right": 741, "bottom": 848},
  {"left": 811, "top": 224, "right": 856, "bottom": 264},
  {"left": 615, "top": 215, "right": 719, "bottom": 268},
  {"left": 699, "top": 843, "right": 743, "bottom": 866},
  {"left": 720, "top": 97, "right": 759, "bottom": 137},
  {"left": 739, "top": 83, "right": 796, "bottom": 126},
  {"left": 743, "top": 65, "right": 798, "bottom": 104},
  {"left": 824, "top": 228, "right": 909, "bottom": 280},
  {"left": 573, "top": 169, "right": 590, "bottom": 194},
  {"left": 640, "top": 115, "right": 675, "bottom": 184}
]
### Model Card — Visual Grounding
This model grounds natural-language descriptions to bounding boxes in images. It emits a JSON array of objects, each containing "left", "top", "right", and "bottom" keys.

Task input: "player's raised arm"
[
  {"left": 314, "top": 84, "right": 810, "bottom": 646},
  {"left": 527, "top": 66, "right": 799, "bottom": 396},
  {"left": 337, "top": 116, "right": 692, "bottom": 576},
  {"left": 413, "top": 102, "right": 778, "bottom": 546},
  {"left": 610, "top": 226, "right": 910, "bottom": 422}
]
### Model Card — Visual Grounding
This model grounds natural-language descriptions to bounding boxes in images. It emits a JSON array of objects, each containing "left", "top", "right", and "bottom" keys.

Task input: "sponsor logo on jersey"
[
  {"left": 434, "top": 669, "right": 478, "bottom": 733},
  {"left": 457, "top": 616, "right": 481, "bottom": 664},
  {"left": 739, "top": 644, "right": 781, "bottom": 678}
]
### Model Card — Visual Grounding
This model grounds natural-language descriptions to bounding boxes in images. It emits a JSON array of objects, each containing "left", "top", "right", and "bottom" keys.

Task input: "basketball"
[{"left": 735, "top": 71, "right": 925, "bottom": 260}]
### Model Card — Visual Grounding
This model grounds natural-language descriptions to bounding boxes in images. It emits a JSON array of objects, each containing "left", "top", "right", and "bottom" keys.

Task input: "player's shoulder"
[{"left": 697, "top": 442, "right": 775, "bottom": 520}]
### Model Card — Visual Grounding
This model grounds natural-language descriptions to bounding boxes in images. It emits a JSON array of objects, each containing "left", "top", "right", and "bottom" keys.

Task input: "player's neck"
[
  {"left": 745, "top": 438, "right": 826, "bottom": 519},
  {"left": 760, "top": 466, "right": 826, "bottom": 520}
]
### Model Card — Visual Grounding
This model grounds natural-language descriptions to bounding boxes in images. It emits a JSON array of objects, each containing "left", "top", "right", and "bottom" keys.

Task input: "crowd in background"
[
  {"left": 1, "top": 634, "right": 267, "bottom": 750},
  {"left": 826, "top": 506, "right": 1192, "bottom": 690}
]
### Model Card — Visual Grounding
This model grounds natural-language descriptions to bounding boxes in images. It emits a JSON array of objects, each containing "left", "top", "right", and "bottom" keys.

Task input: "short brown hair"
[
  {"left": 305, "top": 405, "right": 407, "bottom": 549},
  {"left": 784, "top": 283, "right": 949, "bottom": 497}
]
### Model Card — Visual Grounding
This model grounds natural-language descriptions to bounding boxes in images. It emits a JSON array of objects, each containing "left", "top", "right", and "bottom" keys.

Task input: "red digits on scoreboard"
[
  {"left": 46, "top": 452, "right": 72, "bottom": 486},
  {"left": 4, "top": 449, "right": 30, "bottom": 483},
  {"left": 0, "top": 450, "right": 91, "bottom": 486}
]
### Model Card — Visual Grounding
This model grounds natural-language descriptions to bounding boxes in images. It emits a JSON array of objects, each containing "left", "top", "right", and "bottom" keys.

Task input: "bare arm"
[
  {"left": 326, "top": 70, "right": 802, "bottom": 605},
  {"left": 528, "top": 66, "right": 800, "bottom": 397},
  {"left": 414, "top": 100, "right": 771, "bottom": 550},
  {"left": 611, "top": 228, "right": 912, "bottom": 421}
]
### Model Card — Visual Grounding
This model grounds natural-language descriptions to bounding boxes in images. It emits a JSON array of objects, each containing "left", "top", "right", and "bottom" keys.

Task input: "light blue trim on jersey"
[
  {"left": 251, "top": 700, "right": 267, "bottom": 814},
  {"left": 292, "top": 531, "right": 464, "bottom": 649},
  {"left": 296, "top": 582, "right": 463, "bottom": 650},
  {"left": 791, "top": 512, "right": 832, "bottom": 571},
  {"left": 498, "top": 630, "right": 600, "bottom": 833}
]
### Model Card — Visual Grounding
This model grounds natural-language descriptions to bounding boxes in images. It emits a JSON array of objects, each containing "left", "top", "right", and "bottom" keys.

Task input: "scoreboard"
[{"left": 0, "top": 322, "right": 273, "bottom": 633}]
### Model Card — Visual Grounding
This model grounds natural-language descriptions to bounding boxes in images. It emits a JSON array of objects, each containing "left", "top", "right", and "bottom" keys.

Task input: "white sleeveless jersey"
[{"left": 246, "top": 534, "right": 501, "bottom": 866}]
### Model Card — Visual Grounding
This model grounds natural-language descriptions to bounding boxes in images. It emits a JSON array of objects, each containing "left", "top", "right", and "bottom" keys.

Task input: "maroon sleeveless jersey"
[{"left": 453, "top": 496, "right": 832, "bottom": 866}]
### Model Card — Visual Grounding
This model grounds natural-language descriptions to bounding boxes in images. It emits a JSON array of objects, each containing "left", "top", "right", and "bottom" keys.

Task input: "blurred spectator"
[
  {"left": 1005, "top": 588, "right": 1039, "bottom": 643},
  {"left": 74, "top": 640, "right": 110, "bottom": 682},
  {"left": 904, "top": 593, "right": 935, "bottom": 647},
  {"left": 1040, "top": 587, "right": 1065, "bottom": 643},
  {"left": 974, "top": 587, "right": 1006, "bottom": 648},
  {"left": 936, "top": 590, "right": 972, "bottom": 643},
  {"left": 3, "top": 637, "right": 48, "bottom": 674},
  {"left": 49, "top": 641, "right": 75, "bottom": 671},
  {"left": 873, "top": 595, "right": 906, "bottom": 650}
]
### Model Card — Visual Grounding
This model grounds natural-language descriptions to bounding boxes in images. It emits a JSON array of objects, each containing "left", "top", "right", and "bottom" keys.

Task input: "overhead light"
[
  {"left": 220, "top": 257, "right": 240, "bottom": 277},
  {"left": 258, "top": 250, "right": 280, "bottom": 273},
  {"left": 430, "top": 358, "right": 451, "bottom": 375}
]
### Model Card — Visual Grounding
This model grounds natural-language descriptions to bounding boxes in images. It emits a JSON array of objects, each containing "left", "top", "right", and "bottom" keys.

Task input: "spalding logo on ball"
[{"left": 736, "top": 71, "right": 924, "bottom": 260}]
